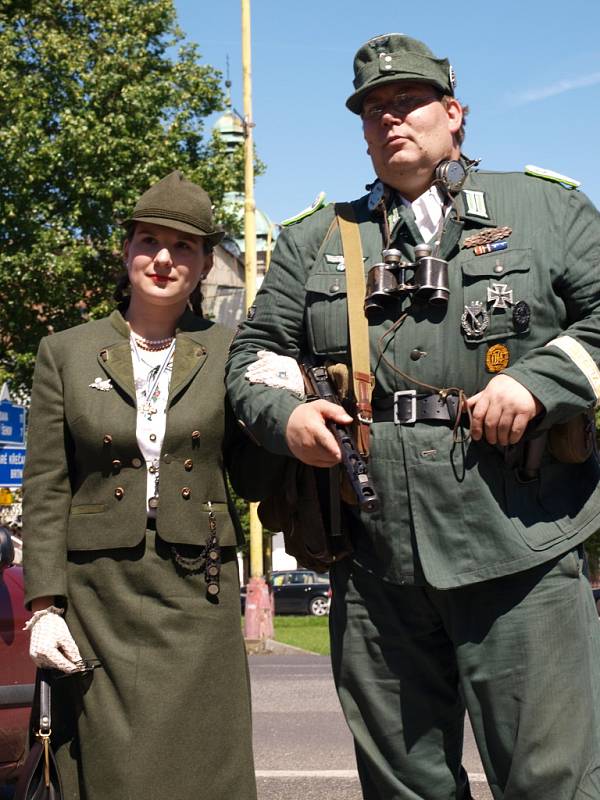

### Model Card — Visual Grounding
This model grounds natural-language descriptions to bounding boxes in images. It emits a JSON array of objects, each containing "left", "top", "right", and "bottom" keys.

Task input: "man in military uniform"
[{"left": 227, "top": 34, "right": 600, "bottom": 800}]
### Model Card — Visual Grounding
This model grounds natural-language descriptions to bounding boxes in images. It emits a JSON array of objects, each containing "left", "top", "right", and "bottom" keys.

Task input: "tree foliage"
[{"left": 0, "top": 0, "right": 249, "bottom": 391}]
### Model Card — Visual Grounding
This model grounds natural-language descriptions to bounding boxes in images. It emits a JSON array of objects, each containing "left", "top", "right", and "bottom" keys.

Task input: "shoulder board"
[
  {"left": 524, "top": 164, "right": 581, "bottom": 189},
  {"left": 281, "top": 191, "right": 327, "bottom": 226}
]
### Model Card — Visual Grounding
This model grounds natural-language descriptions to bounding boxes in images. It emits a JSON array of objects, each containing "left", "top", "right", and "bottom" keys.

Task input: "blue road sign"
[
  {"left": 0, "top": 446, "right": 25, "bottom": 487},
  {"left": 0, "top": 401, "right": 26, "bottom": 445}
]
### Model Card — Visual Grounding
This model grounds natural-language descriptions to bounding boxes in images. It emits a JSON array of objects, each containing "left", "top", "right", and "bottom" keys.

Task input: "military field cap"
[
  {"left": 346, "top": 33, "right": 456, "bottom": 114},
  {"left": 123, "top": 170, "right": 224, "bottom": 246}
]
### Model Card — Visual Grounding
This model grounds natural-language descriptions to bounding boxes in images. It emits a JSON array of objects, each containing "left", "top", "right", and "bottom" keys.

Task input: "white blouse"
[{"left": 130, "top": 338, "right": 175, "bottom": 517}]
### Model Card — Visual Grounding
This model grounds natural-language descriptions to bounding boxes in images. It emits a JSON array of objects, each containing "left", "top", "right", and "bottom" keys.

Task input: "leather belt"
[{"left": 372, "top": 391, "right": 462, "bottom": 425}]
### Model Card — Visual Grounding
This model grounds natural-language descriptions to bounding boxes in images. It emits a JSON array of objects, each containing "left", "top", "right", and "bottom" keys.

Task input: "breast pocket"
[
  {"left": 305, "top": 272, "right": 349, "bottom": 356},
  {"left": 461, "top": 248, "right": 532, "bottom": 343}
]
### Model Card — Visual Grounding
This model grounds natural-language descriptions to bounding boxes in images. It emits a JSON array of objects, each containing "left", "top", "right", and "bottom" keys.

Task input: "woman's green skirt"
[{"left": 51, "top": 529, "right": 256, "bottom": 800}]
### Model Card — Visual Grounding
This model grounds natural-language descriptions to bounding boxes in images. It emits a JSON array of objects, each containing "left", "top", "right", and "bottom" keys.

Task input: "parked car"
[
  {"left": 0, "top": 527, "right": 34, "bottom": 785},
  {"left": 241, "top": 569, "right": 331, "bottom": 617}
]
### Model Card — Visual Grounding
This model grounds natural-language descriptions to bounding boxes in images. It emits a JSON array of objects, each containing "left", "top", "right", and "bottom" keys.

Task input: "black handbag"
[{"left": 15, "top": 669, "right": 64, "bottom": 800}]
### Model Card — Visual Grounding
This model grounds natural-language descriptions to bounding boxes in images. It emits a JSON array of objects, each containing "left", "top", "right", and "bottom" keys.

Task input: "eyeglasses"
[{"left": 361, "top": 93, "right": 441, "bottom": 122}]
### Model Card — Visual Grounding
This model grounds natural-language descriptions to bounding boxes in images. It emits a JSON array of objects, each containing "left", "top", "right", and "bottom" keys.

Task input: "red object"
[
  {"left": 243, "top": 576, "right": 273, "bottom": 641},
  {"left": 0, "top": 564, "right": 35, "bottom": 783}
]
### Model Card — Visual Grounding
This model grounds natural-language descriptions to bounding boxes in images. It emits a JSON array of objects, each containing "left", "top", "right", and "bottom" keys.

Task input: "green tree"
[{"left": 0, "top": 0, "right": 248, "bottom": 391}]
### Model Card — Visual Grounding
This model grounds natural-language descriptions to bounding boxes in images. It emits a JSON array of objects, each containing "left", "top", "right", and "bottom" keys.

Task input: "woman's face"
[{"left": 123, "top": 222, "right": 212, "bottom": 311}]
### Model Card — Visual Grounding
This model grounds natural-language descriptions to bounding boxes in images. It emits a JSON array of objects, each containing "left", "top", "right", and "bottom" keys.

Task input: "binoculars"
[{"left": 364, "top": 245, "right": 450, "bottom": 316}]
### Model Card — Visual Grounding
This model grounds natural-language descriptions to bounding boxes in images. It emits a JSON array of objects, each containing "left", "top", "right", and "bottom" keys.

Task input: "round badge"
[
  {"left": 486, "top": 344, "right": 510, "bottom": 373},
  {"left": 512, "top": 300, "right": 531, "bottom": 333}
]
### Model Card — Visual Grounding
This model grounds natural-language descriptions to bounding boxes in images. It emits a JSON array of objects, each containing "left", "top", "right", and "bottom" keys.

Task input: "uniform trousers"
[{"left": 329, "top": 549, "right": 600, "bottom": 800}]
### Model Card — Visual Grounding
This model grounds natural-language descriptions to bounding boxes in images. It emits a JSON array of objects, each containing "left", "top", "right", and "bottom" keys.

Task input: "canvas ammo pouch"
[{"left": 257, "top": 458, "right": 353, "bottom": 574}]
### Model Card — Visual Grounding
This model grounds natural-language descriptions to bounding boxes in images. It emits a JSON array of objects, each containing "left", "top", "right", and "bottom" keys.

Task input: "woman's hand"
[{"left": 26, "top": 606, "right": 82, "bottom": 673}]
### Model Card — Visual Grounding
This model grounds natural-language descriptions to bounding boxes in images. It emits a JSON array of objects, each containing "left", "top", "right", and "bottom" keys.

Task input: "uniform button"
[
  {"left": 103, "top": 434, "right": 112, "bottom": 445},
  {"left": 410, "top": 349, "right": 427, "bottom": 361},
  {"left": 149, "top": 465, "right": 157, "bottom": 474},
  {"left": 329, "top": 283, "right": 340, "bottom": 293},
  {"left": 164, "top": 454, "right": 172, "bottom": 464},
  {"left": 184, "top": 459, "right": 193, "bottom": 471},
  {"left": 191, "top": 430, "right": 201, "bottom": 441},
  {"left": 494, "top": 263, "right": 504, "bottom": 273},
  {"left": 181, "top": 487, "right": 191, "bottom": 499},
  {"left": 132, "top": 458, "right": 142, "bottom": 469},
  {"left": 111, "top": 459, "right": 121, "bottom": 470},
  {"left": 114, "top": 487, "right": 124, "bottom": 499},
  {"left": 149, "top": 433, "right": 157, "bottom": 442}
]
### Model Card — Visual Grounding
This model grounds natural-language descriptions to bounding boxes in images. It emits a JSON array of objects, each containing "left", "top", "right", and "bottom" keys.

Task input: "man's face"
[{"left": 361, "top": 81, "right": 463, "bottom": 199}]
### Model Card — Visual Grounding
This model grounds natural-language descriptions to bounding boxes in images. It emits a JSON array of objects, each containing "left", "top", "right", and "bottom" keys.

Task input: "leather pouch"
[
  {"left": 258, "top": 459, "right": 353, "bottom": 573},
  {"left": 548, "top": 409, "right": 597, "bottom": 464}
]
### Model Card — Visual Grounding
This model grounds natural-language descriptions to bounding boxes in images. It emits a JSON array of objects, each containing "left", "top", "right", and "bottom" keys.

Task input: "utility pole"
[{"left": 241, "top": 0, "right": 273, "bottom": 646}]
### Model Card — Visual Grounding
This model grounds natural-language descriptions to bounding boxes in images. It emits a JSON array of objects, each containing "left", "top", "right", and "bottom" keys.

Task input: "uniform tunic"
[
  {"left": 23, "top": 309, "right": 280, "bottom": 800},
  {"left": 226, "top": 169, "right": 600, "bottom": 587},
  {"left": 226, "top": 168, "right": 600, "bottom": 799}
]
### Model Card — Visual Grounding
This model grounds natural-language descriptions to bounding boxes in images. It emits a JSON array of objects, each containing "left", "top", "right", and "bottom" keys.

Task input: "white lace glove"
[
  {"left": 25, "top": 607, "right": 82, "bottom": 673},
  {"left": 245, "top": 350, "right": 305, "bottom": 396}
]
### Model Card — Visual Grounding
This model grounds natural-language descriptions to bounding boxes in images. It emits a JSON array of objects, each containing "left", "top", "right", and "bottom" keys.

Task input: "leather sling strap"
[{"left": 335, "top": 202, "right": 373, "bottom": 456}]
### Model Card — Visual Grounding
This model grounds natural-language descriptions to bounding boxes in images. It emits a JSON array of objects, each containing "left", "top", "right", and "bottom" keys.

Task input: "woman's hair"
[{"left": 114, "top": 222, "right": 213, "bottom": 317}]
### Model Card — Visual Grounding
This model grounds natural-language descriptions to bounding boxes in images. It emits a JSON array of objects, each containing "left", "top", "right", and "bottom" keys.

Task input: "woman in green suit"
[{"left": 22, "top": 171, "right": 276, "bottom": 800}]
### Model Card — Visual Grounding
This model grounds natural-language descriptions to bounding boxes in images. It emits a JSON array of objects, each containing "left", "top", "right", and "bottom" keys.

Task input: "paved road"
[{"left": 250, "top": 652, "right": 493, "bottom": 800}]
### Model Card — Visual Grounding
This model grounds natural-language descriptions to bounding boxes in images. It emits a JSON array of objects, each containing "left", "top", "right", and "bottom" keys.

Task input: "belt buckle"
[{"left": 393, "top": 390, "right": 417, "bottom": 425}]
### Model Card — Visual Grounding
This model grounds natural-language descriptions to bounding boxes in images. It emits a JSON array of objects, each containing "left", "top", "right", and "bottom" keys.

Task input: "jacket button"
[
  {"left": 181, "top": 487, "right": 191, "bottom": 499},
  {"left": 184, "top": 459, "right": 193, "bottom": 471},
  {"left": 164, "top": 454, "right": 172, "bottom": 464},
  {"left": 132, "top": 458, "right": 142, "bottom": 468},
  {"left": 410, "top": 349, "right": 427, "bottom": 361},
  {"left": 103, "top": 434, "right": 112, "bottom": 445},
  {"left": 114, "top": 487, "right": 124, "bottom": 499},
  {"left": 191, "top": 430, "right": 201, "bottom": 441},
  {"left": 111, "top": 459, "right": 121, "bottom": 471}
]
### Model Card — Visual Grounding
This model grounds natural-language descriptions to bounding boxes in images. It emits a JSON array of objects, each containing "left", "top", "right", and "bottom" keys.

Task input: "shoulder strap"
[{"left": 335, "top": 202, "right": 373, "bottom": 456}]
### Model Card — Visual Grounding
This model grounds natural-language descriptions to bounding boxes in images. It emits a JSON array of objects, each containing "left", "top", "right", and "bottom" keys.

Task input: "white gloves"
[
  {"left": 245, "top": 350, "right": 305, "bottom": 397},
  {"left": 25, "top": 607, "right": 82, "bottom": 673}
]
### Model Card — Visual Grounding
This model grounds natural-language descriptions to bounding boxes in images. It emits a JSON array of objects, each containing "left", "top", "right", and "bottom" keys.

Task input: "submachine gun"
[{"left": 301, "top": 356, "right": 379, "bottom": 514}]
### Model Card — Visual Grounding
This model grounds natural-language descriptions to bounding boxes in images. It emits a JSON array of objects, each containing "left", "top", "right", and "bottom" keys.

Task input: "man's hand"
[
  {"left": 286, "top": 400, "right": 353, "bottom": 467},
  {"left": 467, "top": 374, "right": 543, "bottom": 446}
]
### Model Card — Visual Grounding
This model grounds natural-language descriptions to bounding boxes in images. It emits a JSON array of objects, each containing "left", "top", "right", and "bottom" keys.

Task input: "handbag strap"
[
  {"left": 335, "top": 202, "right": 373, "bottom": 456},
  {"left": 38, "top": 669, "right": 52, "bottom": 734}
]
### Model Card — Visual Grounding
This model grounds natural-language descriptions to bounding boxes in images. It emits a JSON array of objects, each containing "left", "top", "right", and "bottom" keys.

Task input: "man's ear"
[
  {"left": 445, "top": 98, "right": 463, "bottom": 136},
  {"left": 122, "top": 238, "right": 130, "bottom": 265}
]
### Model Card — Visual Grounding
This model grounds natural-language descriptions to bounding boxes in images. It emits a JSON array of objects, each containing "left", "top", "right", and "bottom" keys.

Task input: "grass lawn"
[{"left": 273, "top": 615, "right": 331, "bottom": 656}]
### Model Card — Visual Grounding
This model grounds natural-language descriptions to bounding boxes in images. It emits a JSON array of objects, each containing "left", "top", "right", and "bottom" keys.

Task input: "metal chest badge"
[
  {"left": 487, "top": 283, "right": 513, "bottom": 309},
  {"left": 461, "top": 301, "right": 489, "bottom": 339},
  {"left": 512, "top": 300, "right": 531, "bottom": 333},
  {"left": 486, "top": 344, "right": 510, "bottom": 373}
]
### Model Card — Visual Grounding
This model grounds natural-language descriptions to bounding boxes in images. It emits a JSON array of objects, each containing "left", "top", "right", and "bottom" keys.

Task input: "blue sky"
[{"left": 174, "top": 0, "right": 600, "bottom": 225}]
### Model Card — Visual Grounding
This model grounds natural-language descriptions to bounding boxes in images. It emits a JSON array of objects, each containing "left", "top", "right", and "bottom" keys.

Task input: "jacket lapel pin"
[{"left": 89, "top": 377, "right": 113, "bottom": 392}]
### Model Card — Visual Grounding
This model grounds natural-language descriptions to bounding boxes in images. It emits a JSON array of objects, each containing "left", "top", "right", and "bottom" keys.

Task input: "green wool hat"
[
  {"left": 123, "top": 171, "right": 224, "bottom": 246},
  {"left": 346, "top": 33, "right": 455, "bottom": 114}
]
